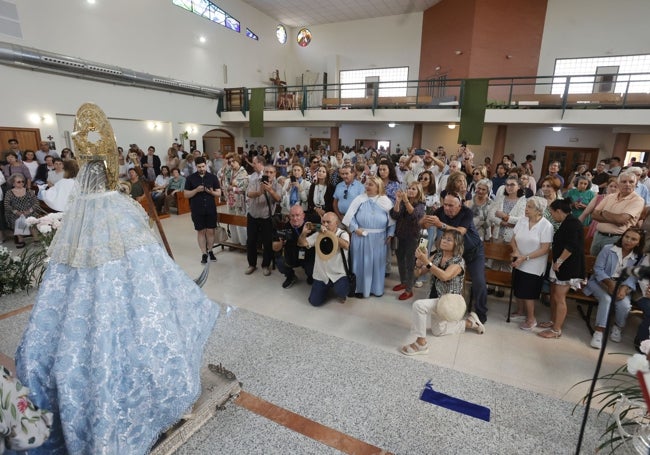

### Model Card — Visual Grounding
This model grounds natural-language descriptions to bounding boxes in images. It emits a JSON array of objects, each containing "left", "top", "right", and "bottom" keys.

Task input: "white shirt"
[
  {"left": 43, "top": 178, "right": 78, "bottom": 212},
  {"left": 307, "top": 228, "right": 349, "bottom": 283},
  {"left": 512, "top": 216, "right": 554, "bottom": 276}
]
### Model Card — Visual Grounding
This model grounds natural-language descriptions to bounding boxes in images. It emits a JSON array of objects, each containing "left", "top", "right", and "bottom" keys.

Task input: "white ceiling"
[{"left": 240, "top": 0, "right": 441, "bottom": 27}]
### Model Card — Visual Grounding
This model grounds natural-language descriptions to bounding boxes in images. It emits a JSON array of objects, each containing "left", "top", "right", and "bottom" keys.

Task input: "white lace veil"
[{"left": 47, "top": 160, "right": 158, "bottom": 268}]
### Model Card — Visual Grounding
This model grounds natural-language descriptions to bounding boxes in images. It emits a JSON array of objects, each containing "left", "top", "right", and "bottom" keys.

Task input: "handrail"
[{"left": 218, "top": 72, "right": 650, "bottom": 115}]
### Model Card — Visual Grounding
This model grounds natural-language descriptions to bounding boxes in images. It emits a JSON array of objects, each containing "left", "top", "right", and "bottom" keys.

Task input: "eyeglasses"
[
  {"left": 312, "top": 160, "right": 320, "bottom": 164},
  {"left": 343, "top": 189, "right": 348, "bottom": 199},
  {"left": 14, "top": 180, "right": 25, "bottom": 184},
  {"left": 473, "top": 172, "right": 481, "bottom": 175}
]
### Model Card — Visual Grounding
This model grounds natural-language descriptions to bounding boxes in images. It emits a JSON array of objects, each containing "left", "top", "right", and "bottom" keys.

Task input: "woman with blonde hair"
[
  {"left": 343, "top": 176, "right": 395, "bottom": 298},
  {"left": 390, "top": 182, "right": 426, "bottom": 300},
  {"left": 165, "top": 147, "right": 180, "bottom": 170},
  {"left": 400, "top": 230, "right": 484, "bottom": 356},
  {"left": 281, "top": 162, "right": 311, "bottom": 214}
]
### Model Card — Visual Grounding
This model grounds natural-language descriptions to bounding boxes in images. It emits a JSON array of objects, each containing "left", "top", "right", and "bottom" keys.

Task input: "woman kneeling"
[{"left": 400, "top": 230, "right": 484, "bottom": 356}]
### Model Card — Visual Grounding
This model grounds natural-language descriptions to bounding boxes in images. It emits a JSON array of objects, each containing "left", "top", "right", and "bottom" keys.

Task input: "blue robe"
[
  {"left": 345, "top": 196, "right": 395, "bottom": 297},
  {"left": 15, "top": 191, "right": 218, "bottom": 454}
]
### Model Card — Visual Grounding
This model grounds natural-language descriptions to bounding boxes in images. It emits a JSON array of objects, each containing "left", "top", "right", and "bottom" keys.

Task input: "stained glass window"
[
  {"left": 246, "top": 28, "right": 258, "bottom": 40},
  {"left": 276, "top": 25, "right": 287, "bottom": 44},
  {"left": 172, "top": 0, "right": 240, "bottom": 34}
]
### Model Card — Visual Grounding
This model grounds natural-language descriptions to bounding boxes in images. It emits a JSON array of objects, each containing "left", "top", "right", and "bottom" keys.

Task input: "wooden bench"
[
  {"left": 465, "top": 241, "right": 514, "bottom": 318},
  {"left": 214, "top": 211, "right": 248, "bottom": 251},
  {"left": 176, "top": 193, "right": 222, "bottom": 215},
  {"left": 512, "top": 94, "right": 563, "bottom": 107},
  {"left": 322, "top": 95, "right": 433, "bottom": 109},
  {"left": 138, "top": 198, "right": 170, "bottom": 219},
  {"left": 567, "top": 93, "right": 622, "bottom": 106}
]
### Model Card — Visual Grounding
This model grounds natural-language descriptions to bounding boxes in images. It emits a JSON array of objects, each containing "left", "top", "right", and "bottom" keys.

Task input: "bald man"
[{"left": 301, "top": 212, "right": 351, "bottom": 306}]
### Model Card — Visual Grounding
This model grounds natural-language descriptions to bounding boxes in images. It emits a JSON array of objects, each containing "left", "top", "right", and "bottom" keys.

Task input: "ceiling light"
[
  {"left": 199, "top": 36, "right": 206, "bottom": 43},
  {"left": 388, "top": 123, "right": 396, "bottom": 128},
  {"left": 552, "top": 126, "right": 562, "bottom": 132},
  {"left": 448, "top": 124, "right": 456, "bottom": 129},
  {"left": 87, "top": 0, "right": 96, "bottom": 4}
]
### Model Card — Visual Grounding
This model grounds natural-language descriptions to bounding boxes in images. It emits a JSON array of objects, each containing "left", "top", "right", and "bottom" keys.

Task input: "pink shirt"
[{"left": 595, "top": 191, "right": 644, "bottom": 234}]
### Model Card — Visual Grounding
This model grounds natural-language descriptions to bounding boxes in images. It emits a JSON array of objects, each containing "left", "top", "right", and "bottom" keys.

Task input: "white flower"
[
  {"left": 627, "top": 353, "right": 650, "bottom": 375},
  {"left": 51, "top": 220, "right": 62, "bottom": 229},
  {"left": 0, "top": 246, "right": 8, "bottom": 255},
  {"left": 37, "top": 224, "right": 52, "bottom": 234},
  {"left": 641, "top": 340, "right": 650, "bottom": 355},
  {"left": 12, "top": 256, "right": 20, "bottom": 263},
  {"left": 25, "top": 216, "right": 38, "bottom": 226}
]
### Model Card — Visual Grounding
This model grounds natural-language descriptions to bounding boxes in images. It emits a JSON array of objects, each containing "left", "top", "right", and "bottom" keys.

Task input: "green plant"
[
  {"left": 572, "top": 350, "right": 650, "bottom": 454},
  {"left": 0, "top": 244, "right": 48, "bottom": 297}
]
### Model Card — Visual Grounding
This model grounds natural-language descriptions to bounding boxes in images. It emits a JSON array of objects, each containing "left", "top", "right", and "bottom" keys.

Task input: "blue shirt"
[
  {"left": 434, "top": 205, "right": 482, "bottom": 254},
  {"left": 333, "top": 179, "right": 364, "bottom": 216}
]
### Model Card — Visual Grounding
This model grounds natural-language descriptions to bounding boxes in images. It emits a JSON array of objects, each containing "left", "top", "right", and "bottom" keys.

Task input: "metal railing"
[{"left": 219, "top": 72, "right": 650, "bottom": 117}]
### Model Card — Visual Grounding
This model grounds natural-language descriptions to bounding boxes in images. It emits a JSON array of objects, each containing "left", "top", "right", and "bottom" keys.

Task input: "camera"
[
  {"left": 275, "top": 228, "right": 294, "bottom": 240},
  {"left": 261, "top": 175, "right": 269, "bottom": 183},
  {"left": 290, "top": 175, "right": 297, "bottom": 183}
]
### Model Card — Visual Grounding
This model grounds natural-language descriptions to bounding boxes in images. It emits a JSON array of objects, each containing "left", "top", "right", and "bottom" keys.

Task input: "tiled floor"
[{"left": 0, "top": 212, "right": 638, "bottom": 453}]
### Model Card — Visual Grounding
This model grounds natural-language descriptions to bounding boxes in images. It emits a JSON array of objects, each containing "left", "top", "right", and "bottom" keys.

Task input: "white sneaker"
[
  {"left": 610, "top": 325, "right": 622, "bottom": 343},
  {"left": 414, "top": 280, "right": 424, "bottom": 288},
  {"left": 590, "top": 331, "right": 603, "bottom": 349}
]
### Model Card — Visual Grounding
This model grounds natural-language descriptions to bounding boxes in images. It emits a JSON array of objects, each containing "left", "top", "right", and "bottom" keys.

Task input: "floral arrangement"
[
  {"left": 575, "top": 342, "right": 650, "bottom": 454},
  {"left": 0, "top": 213, "right": 62, "bottom": 297},
  {"left": 25, "top": 212, "right": 64, "bottom": 248}
]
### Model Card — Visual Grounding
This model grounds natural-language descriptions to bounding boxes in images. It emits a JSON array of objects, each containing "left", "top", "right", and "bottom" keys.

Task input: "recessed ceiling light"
[
  {"left": 388, "top": 122, "right": 396, "bottom": 128},
  {"left": 199, "top": 36, "right": 206, "bottom": 43},
  {"left": 552, "top": 126, "right": 562, "bottom": 132},
  {"left": 448, "top": 124, "right": 456, "bottom": 129},
  {"left": 87, "top": 0, "right": 96, "bottom": 4}
]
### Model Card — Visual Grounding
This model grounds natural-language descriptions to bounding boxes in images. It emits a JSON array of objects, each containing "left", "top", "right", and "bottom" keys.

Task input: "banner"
[
  {"left": 458, "top": 79, "right": 489, "bottom": 145},
  {"left": 249, "top": 88, "right": 265, "bottom": 137}
]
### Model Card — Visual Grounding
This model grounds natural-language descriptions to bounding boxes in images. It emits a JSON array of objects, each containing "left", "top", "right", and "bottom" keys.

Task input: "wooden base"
[{"left": 150, "top": 365, "right": 241, "bottom": 455}]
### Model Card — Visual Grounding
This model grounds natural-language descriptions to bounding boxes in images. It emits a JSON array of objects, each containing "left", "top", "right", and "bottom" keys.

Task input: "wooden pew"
[{"left": 512, "top": 94, "right": 563, "bottom": 107}]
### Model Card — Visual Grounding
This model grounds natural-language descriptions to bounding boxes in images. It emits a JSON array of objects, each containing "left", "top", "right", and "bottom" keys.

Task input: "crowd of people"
[{"left": 5, "top": 136, "right": 650, "bottom": 354}]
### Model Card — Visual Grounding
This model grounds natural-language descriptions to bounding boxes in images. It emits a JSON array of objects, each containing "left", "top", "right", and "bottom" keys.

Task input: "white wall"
[
  {"left": 538, "top": 0, "right": 650, "bottom": 76},
  {"left": 289, "top": 14, "right": 424, "bottom": 85}
]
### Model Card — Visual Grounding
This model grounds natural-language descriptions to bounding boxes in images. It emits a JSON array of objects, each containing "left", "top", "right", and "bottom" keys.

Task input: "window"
[
  {"left": 552, "top": 54, "right": 650, "bottom": 94},
  {"left": 276, "top": 25, "right": 287, "bottom": 44},
  {"left": 246, "top": 28, "right": 258, "bottom": 40},
  {"left": 172, "top": 0, "right": 240, "bottom": 33},
  {"left": 339, "top": 67, "right": 408, "bottom": 98}
]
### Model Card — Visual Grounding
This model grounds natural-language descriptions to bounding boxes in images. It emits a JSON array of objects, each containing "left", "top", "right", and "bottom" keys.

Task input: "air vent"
[
  {"left": 41, "top": 56, "right": 85, "bottom": 69},
  {"left": 87, "top": 65, "right": 123, "bottom": 76},
  {"left": 0, "top": 41, "right": 222, "bottom": 98},
  {"left": 153, "top": 78, "right": 181, "bottom": 87}
]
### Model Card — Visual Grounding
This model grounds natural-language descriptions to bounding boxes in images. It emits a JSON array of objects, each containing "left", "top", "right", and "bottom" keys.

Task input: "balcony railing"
[{"left": 220, "top": 73, "right": 650, "bottom": 117}]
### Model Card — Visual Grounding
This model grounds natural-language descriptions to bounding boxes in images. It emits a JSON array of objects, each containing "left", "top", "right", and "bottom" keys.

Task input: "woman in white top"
[
  {"left": 42, "top": 160, "right": 79, "bottom": 212},
  {"left": 22, "top": 150, "right": 39, "bottom": 181},
  {"left": 509, "top": 197, "right": 554, "bottom": 329},
  {"left": 488, "top": 176, "right": 526, "bottom": 243},
  {"left": 281, "top": 163, "right": 311, "bottom": 214}
]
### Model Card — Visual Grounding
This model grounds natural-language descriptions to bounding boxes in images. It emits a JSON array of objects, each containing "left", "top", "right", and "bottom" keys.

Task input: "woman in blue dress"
[
  {"left": 342, "top": 176, "right": 395, "bottom": 298},
  {"left": 15, "top": 159, "right": 219, "bottom": 454}
]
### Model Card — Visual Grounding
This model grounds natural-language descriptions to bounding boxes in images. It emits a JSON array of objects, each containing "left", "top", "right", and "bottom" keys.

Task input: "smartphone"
[
  {"left": 261, "top": 175, "right": 269, "bottom": 183},
  {"left": 290, "top": 175, "right": 297, "bottom": 183},
  {"left": 414, "top": 149, "right": 426, "bottom": 156}
]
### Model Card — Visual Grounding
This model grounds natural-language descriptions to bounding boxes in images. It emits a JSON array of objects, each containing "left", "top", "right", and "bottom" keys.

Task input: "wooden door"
[
  {"left": 220, "top": 137, "right": 235, "bottom": 157},
  {"left": 541, "top": 146, "right": 599, "bottom": 188},
  {"left": 0, "top": 127, "right": 42, "bottom": 153}
]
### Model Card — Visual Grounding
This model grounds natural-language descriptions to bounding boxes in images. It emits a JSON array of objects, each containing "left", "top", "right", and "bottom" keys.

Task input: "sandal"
[
  {"left": 538, "top": 328, "right": 562, "bottom": 339},
  {"left": 538, "top": 321, "right": 554, "bottom": 329},
  {"left": 400, "top": 342, "right": 429, "bottom": 356}
]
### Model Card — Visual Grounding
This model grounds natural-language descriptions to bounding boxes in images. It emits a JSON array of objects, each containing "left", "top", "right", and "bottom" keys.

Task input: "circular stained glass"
[
  {"left": 276, "top": 24, "right": 287, "bottom": 44},
  {"left": 297, "top": 28, "right": 312, "bottom": 47}
]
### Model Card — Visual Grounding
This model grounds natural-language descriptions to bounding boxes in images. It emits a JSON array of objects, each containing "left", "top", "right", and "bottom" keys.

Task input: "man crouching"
[
  {"left": 300, "top": 212, "right": 350, "bottom": 306},
  {"left": 273, "top": 205, "right": 315, "bottom": 288}
]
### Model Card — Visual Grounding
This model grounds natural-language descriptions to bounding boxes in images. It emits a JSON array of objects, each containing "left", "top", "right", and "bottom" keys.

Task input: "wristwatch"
[
  {"left": 525, "top": 255, "right": 530, "bottom": 261},
  {"left": 441, "top": 223, "right": 447, "bottom": 231},
  {"left": 426, "top": 262, "right": 433, "bottom": 269}
]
